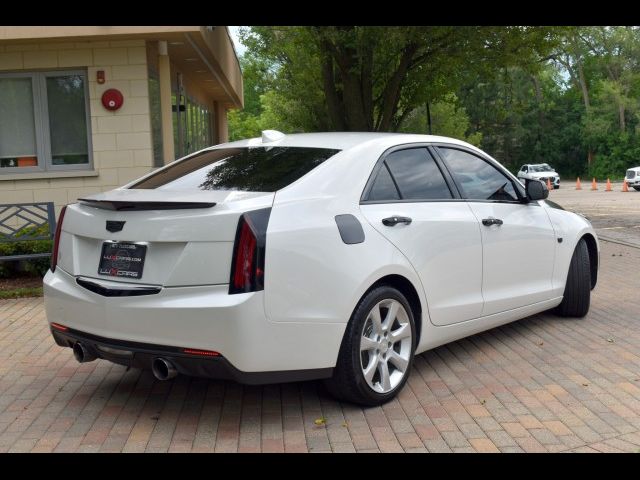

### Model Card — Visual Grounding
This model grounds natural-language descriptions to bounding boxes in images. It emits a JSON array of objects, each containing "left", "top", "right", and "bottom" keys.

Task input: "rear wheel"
[
  {"left": 325, "top": 286, "right": 416, "bottom": 406},
  {"left": 555, "top": 238, "right": 591, "bottom": 318}
]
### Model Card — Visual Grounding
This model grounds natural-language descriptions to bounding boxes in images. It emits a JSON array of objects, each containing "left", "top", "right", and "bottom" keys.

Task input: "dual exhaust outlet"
[{"left": 72, "top": 342, "right": 177, "bottom": 381}]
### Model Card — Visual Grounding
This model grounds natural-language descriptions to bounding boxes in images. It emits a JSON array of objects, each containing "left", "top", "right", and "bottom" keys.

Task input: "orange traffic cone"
[
  {"left": 623, "top": 180, "right": 629, "bottom": 192},
  {"left": 591, "top": 178, "right": 598, "bottom": 190},
  {"left": 606, "top": 178, "right": 612, "bottom": 191},
  {"left": 576, "top": 177, "right": 582, "bottom": 190}
]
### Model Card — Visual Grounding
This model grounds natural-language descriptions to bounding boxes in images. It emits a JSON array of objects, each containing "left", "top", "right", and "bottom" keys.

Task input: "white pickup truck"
[{"left": 517, "top": 163, "right": 560, "bottom": 189}]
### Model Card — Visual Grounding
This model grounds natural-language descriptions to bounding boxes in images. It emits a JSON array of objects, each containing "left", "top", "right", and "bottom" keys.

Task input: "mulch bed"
[{"left": 0, "top": 275, "right": 44, "bottom": 291}]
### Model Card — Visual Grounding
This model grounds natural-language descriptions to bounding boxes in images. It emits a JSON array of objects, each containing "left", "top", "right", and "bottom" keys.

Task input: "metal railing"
[{"left": 0, "top": 202, "right": 56, "bottom": 261}]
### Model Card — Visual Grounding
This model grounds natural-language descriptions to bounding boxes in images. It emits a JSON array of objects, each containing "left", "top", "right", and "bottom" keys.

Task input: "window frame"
[
  {"left": 431, "top": 143, "right": 528, "bottom": 204},
  {"left": 360, "top": 144, "right": 459, "bottom": 204},
  {"left": 0, "top": 69, "right": 93, "bottom": 175}
]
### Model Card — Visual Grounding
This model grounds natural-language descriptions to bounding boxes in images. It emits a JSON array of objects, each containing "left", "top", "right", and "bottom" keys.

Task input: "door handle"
[
  {"left": 482, "top": 217, "right": 503, "bottom": 226},
  {"left": 382, "top": 216, "right": 412, "bottom": 227}
]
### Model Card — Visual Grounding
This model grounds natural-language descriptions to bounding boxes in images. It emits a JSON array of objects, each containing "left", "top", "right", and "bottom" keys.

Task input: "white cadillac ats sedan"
[{"left": 44, "top": 132, "right": 599, "bottom": 406}]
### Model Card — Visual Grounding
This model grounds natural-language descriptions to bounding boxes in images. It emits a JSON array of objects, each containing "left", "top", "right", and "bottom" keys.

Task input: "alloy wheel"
[{"left": 359, "top": 299, "right": 413, "bottom": 394}]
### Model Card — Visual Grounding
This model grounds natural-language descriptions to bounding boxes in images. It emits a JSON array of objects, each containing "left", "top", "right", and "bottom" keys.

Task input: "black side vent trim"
[
  {"left": 335, "top": 214, "right": 365, "bottom": 244},
  {"left": 78, "top": 199, "right": 216, "bottom": 211},
  {"left": 76, "top": 278, "right": 161, "bottom": 297}
]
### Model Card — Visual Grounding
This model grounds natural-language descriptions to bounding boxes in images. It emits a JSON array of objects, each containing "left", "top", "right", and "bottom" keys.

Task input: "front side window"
[
  {"left": 438, "top": 147, "right": 519, "bottom": 202},
  {"left": 131, "top": 146, "right": 341, "bottom": 192},
  {"left": 366, "top": 148, "right": 452, "bottom": 202},
  {"left": 0, "top": 71, "right": 91, "bottom": 172}
]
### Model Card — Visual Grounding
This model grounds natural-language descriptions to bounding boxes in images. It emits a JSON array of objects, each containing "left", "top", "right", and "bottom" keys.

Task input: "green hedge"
[{"left": 0, "top": 224, "right": 52, "bottom": 278}]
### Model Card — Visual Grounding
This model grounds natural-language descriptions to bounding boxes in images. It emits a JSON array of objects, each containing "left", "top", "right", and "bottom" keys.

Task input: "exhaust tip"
[
  {"left": 152, "top": 357, "right": 177, "bottom": 381},
  {"left": 73, "top": 342, "right": 97, "bottom": 363}
]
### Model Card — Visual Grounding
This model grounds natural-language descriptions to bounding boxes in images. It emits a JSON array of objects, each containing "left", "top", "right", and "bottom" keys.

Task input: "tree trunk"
[
  {"left": 322, "top": 35, "right": 371, "bottom": 131},
  {"left": 319, "top": 48, "right": 346, "bottom": 131},
  {"left": 377, "top": 44, "right": 418, "bottom": 132},
  {"left": 577, "top": 62, "right": 590, "bottom": 110},
  {"left": 576, "top": 62, "right": 594, "bottom": 166},
  {"left": 341, "top": 72, "right": 370, "bottom": 131},
  {"left": 531, "top": 75, "right": 545, "bottom": 159},
  {"left": 619, "top": 103, "right": 626, "bottom": 133},
  {"left": 360, "top": 42, "right": 374, "bottom": 130}
]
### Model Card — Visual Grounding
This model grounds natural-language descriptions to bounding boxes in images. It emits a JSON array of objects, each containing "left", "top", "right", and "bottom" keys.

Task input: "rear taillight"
[
  {"left": 50, "top": 205, "right": 67, "bottom": 273},
  {"left": 229, "top": 208, "right": 271, "bottom": 294}
]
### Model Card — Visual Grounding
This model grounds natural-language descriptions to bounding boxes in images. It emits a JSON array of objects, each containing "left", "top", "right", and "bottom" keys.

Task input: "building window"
[
  {"left": 0, "top": 70, "right": 91, "bottom": 172},
  {"left": 171, "top": 73, "right": 214, "bottom": 159}
]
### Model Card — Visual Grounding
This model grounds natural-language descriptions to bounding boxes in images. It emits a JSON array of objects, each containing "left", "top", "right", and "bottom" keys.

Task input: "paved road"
[
  {"left": 1, "top": 200, "right": 640, "bottom": 452},
  {"left": 549, "top": 182, "right": 640, "bottom": 248}
]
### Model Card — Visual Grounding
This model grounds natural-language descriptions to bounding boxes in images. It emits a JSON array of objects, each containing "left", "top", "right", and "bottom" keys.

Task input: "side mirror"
[{"left": 526, "top": 179, "right": 549, "bottom": 201}]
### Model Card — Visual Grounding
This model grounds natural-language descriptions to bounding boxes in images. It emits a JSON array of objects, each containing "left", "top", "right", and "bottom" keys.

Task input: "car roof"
[{"left": 213, "top": 131, "right": 478, "bottom": 152}]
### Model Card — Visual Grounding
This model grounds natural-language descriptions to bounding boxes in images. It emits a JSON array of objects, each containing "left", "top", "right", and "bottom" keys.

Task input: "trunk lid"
[{"left": 57, "top": 189, "right": 274, "bottom": 287}]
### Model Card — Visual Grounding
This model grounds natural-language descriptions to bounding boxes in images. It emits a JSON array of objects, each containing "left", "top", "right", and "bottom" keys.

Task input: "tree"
[
  {"left": 238, "top": 26, "right": 562, "bottom": 133},
  {"left": 229, "top": 26, "right": 640, "bottom": 180},
  {"left": 398, "top": 93, "right": 482, "bottom": 146}
]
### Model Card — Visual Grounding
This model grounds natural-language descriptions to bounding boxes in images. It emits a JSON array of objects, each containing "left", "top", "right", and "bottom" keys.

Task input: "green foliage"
[
  {"left": 0, "top": 224, "right": 52, "bottom": 278},
  {"left": 229, "top": 26, "right": 640, "bottom": 179},
  {"left": 229, "top": 26, "right": 560, "bottom": 137},
  {"left": 588, "top": 132, "right": 640, "bottom": 179},
  {"left": 398, "top": 93, "right": 482, "bottom": 146}
]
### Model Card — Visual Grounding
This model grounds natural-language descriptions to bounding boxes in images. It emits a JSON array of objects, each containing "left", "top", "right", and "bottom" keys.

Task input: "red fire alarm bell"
[{"left": 101, "top": 89, "right": 124, "bottom": 111}]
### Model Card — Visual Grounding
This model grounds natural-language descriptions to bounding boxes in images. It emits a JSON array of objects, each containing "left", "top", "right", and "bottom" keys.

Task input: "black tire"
[
  {"left": 324, "top": 286, "right": 416, "bottom": 406},
  {"left": 555, "top": 238, "right": 591, "bottom": 318},
  {"left": 633, "top": 186, "right": 640, "bottom": 191}
]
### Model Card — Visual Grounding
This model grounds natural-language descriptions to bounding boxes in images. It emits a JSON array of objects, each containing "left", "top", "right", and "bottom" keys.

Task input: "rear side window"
[
  {"left": 365, "top": 148, "right": 452, "bottom": 201},
  {"left": 368, "top": 164, "right": 400, "bottom": 201},
  {"left": 130, "top": 146, "right": 341, "bottom": 192}
]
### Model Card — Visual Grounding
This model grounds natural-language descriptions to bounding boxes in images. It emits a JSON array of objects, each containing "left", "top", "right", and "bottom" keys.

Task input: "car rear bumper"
[
  {"left": 43, "top": 267, "right": 345, "bottom": 376},
  {"left": 50, "top": 326, "right": 332, "bottom": 384}
]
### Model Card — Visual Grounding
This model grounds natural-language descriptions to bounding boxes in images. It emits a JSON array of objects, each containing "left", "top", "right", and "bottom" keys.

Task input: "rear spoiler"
[{"left": 78, "top": 199, "right": 216, "bottom": 211}]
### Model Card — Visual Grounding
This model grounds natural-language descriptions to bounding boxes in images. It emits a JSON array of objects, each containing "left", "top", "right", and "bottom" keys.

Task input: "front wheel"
[
  {"left": 633, "top": 186, "right": 640, "bottom": 191},
  {"left": 325, "top": 286, "right": 416, "bottom": 406},
  {"left": 555, "top": 238, "right": 591, "bottom": 318}
]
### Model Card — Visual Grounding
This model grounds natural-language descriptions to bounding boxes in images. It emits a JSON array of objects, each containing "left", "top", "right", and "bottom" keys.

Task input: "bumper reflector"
[
  {"left": 183, "top": 348, "right": 220, "bottom": 357},
  {"left": 51, "top": 323, "right": 68, "bottom": 331}
]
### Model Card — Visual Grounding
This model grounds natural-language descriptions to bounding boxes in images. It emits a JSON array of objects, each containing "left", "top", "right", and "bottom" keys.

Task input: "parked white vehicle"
[
  {"left": 44, "top": 132, "right": 599, "bottom": 405},
  {"left": 517, "top": 163, "right": 561, "bottom": 189},
  {"left": 625, "top": 167, "right": 640, "bottom": 190}
]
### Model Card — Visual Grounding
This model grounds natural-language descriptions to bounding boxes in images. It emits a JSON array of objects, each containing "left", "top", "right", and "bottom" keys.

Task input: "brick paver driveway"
[{"left": 2, "top": 240, "right": 640, "bottom": 453}]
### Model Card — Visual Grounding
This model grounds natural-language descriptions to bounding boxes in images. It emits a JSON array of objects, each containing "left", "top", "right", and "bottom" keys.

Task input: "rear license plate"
[{"left": 98, "top": 242, "right": 147, "bottom": 279}]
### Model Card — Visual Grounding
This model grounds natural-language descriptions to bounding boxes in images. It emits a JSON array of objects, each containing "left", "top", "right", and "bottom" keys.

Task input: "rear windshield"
[{"left": 130, "top": 146, "right": 341, "bottom": 192}]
